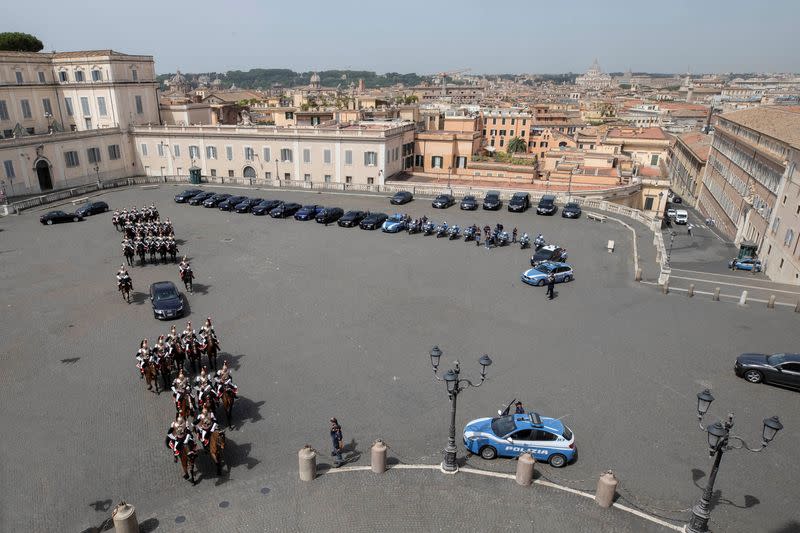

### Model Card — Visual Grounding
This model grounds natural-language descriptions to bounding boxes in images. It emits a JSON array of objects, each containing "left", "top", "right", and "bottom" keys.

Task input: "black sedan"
[
  {"left": 460, "top": 195, "right": 478, "bottom": 210},
  {"left": 338, "top": 210, "right": 368, "bottom": 227},
  {"left": 149, "top": 281, "right": 184, "bottom": 320},
  {"left": 270, "top": 202, "right": 302, "bottom": 218},
  {"left": 360, "top": 212, "right": 388, "bottom": 230},
  {"left": 390, "top": 191, "right": 413, "bottom": 205},
  {"left": 40, "top": 210, "right": 83, "bottom": 225},
  {"left": 188, "top": 192, "right": 215, "bottom": 205},
  {"left": 531, "top": 245, "right": 568, "bottom": 266},
  {"left": 174, "top": 189, "right": 203, "bottom": 203},
  {"left": 562, "top": 202, "right": 582, "bottom": 219},
  {"left": 295, "top": 204, "right": 325, "bottom": 221},
  {"left": 252, "top": 200, "right": 282, "bottom": 216},
  {"left": 735, "top": 353, "right": 800, "bottom": 391},
  {"left": 75, "top": 201, "right": 109, "bottom": 216},
  {"left": 483, "top": 191, "right": 502, "bottom": 210},
  {"left": 316, "top": 207, "right": 344, "bottom": 224},
  {"left": 508, "top": 192, "right": 530, "bottom": 212},
  {"left": 203, "top": 193, "right": 231, "bottom": 207},
  {"left": 218, "top": 195, "right": 248, "bottom": 211},
  {"left": 234, "top": 198, "right": 264, "bottom": 213},
  {"left": 432, "top": 194, "right": 455, "bottom": 209}
]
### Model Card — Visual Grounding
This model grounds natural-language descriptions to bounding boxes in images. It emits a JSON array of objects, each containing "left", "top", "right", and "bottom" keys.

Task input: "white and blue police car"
[{"left": 463, "top": 412, "right": 576, "bottom": 467}]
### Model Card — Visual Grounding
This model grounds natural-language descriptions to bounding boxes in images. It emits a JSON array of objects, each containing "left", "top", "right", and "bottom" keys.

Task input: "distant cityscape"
[{"left": 2, "top": 52, "right": 799, "bottom": 282}]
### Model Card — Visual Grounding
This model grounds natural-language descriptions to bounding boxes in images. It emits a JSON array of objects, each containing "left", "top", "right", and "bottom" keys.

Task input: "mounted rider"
[
  {"left": 166, "top": 324, "right": 179, "bottom": 345},
  {"left": 199, "top": 317, "right": 217, "bottom": 345},
  {"left": 215, "top": 360, "right": 238, "bottom": 399},
  {"left": 179, "top": 257, "right": 191, "bottom": 276},
  {"left": 166, "top": 415, "right": 195, "bottom": 459},
  {"left": 194, "top": 367, "right": 215, "bottom": 407},
  {"left": 171, "top": 369, "right": 193, "bottom": 409},
  {"left": 136, "top": 338, "right": 152, "bottom": 377},
  {"left": 195, "top": 406, "right": 219, "bottom": 448},
  {"left": 182, "top": 320, "right": 197, "bottom": 345},
  {"left": 116, "top": 265, "right": 132, "bottom": 290}
]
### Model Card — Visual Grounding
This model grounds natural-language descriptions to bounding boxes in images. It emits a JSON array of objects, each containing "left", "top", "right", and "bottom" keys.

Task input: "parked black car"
[
  {"left": 234, "top": 198, "right": 264, "bottom": 213},
  {"left": 75, "top": 201, "right": 109, "bottom": 216},
  {"left": 338, "top": 210, "right": 368, "bottom": 227},
  {"left": 359, "top": 212, "right": 388, "bottom": 230},
  {"left": 40, "top": 210, "right": 84, "bottom": 225},
  {"left": 294, "top": 205, "right": 325, "bottom": 221},
  {"left": 531, "top": 245, "right": 568, "bottom": 266},
  {"left": 562, "top": 202, "right": 582, "bottom": 218},
  {"left": 483, "top": 191, "right": 502, "bottom": 210},
  {"left": 316, "top": 207, "right": 344, "bottom": 224},
  {"left": 270, "top": 202, "right": 302, "bottom": 218},
  {"left": 218, "top": 195, "right": 247, "bottom": 211},
  {"left": 390, "top": 191, "right": 413, "bottom": 205},
  {"left": 252, "top": 200, "right": 282, "bottom": 215},
  {"left": 671, "top": 195, "right": 683, "bottom": 204},
  {"left": 174, "top": 189, "right": 203, "bottom": 203},
  {"left": 188, "top": 192, "right": 215, "bottom": 205},
  {"left": 460, "top": 195, "right": 479, "bottom": 210},
  {"left": 734, "top": 353, "right": 800, "bottom": 390},
  {"left": 149, "top": 281, "right": 184, "bottom": 320},
  {"left": 432, "top": 194, "right": 455, "bottom": 209},
  {"left": 508, "top": 192, "right": 530, "bottom": 212},
  {"left": 203, "top": 193, "right": 232, "bottom": 207},
  {"left": 536, "top": 194, "right": 558, "bottom": 215}
]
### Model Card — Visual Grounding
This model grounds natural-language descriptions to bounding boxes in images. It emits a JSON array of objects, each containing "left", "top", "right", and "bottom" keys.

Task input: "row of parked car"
[{"left": 390, "top": 189, "right": 583, "bottom": 219}]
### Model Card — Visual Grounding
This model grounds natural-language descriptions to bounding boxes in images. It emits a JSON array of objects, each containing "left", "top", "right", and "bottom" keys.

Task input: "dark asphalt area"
[{"left": 0, "top": 183, "right": 798, "bottom": 532}]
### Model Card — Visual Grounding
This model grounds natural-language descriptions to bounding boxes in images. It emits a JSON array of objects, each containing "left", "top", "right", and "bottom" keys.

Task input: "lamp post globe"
[
  {"left": 706, "top": 421, "right": 727, "bottom": 452},
  {"left": 429, "top": 345, "right": 442, "bottom": 370},
  {"left": 762, "top": 416, "right": 783, "bottom": 444},
  {"left": 696, "top": 389, "right": 714, "bottom": 418}
]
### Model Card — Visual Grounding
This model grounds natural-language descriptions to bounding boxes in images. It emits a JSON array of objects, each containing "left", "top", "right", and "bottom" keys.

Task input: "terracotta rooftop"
[
  {"left": 676, "top": 132, "right": 712, "bottom": 161},
  {"left": 719, "top": 106, "right": 800, "bottom": 149},
  {"left": 605, "top": 127, "right": 669, "bottom": 141}
]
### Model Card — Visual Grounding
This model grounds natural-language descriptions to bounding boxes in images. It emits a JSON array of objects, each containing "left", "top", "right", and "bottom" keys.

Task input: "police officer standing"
[
  {"left": 546, "top": 273, "right": 556, "bottom": 300},
  {"left": 330, "top": 417, "right": 344, "bottom": 467}
]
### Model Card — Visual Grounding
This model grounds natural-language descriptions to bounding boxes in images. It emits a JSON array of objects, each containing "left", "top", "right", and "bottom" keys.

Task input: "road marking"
[{"left": 669, "top": 275, "right": 800, "bottom": 296}]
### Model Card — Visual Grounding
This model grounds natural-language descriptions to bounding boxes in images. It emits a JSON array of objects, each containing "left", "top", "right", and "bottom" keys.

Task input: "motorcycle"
[
  {"left": 407, "top": 221, "right": 421, "bottom": 235},
  {"left": 496, "top": 231, "right": 510, "bottom": 246},
  {"left": 534, "top": 235, "right": 546, "bottom": 249},
  {"left": 463, "top": 226, "right": 477, "bottom": 241},
  {"left": 448, "top": 225, "right": 461, "bottom": 240},
  {"left": 423, "top": 222, "right": 436, "bottom": 236},
  {"left": 519, "top": 234, "right": 531, "bottom": 249},
  {"left": 436, "top": 224, "right": 448, "bottom": 238}
]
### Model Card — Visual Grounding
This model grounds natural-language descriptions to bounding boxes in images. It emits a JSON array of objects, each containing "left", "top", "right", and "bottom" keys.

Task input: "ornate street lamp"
[
  {"left": 687, "top": 390, "right": 783, "bottom": 533},
  {"left": 429, "top": 345, "right": 492, "bottom": 473}
]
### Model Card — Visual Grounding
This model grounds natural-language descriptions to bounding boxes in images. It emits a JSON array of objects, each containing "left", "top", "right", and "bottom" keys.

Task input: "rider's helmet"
[
  {"left": 199, "top": 367, "right": 207, "bottom": 380},
  {"left": 142, "top": 338, "right": 149, "bottom": 347},
  {"left": 177, "top": 369, "right": 185, "bottom": 381},
  {"left": 205, "top": 317, "right": 212, "bottom": 327},
  {"left": 219, "top": 360, "right": 230, "bottom": 379}
]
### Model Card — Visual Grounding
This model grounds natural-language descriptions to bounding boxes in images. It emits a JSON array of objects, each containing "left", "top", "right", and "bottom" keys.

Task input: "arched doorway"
[
  {"left": 243, "top": 166, "right": 256, "bottom": 178},
  {"left": 35, "top": 159, "right": 53, "bottom": 191}
]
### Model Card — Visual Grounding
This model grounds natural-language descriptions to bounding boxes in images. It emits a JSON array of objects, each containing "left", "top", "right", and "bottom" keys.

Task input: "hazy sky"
[{"left": 5, "top": 0, "right": 798, "bottom": 74}]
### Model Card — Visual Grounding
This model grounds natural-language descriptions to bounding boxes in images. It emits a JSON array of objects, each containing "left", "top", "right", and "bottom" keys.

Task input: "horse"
[
  {"left": 136, "top": 242, "right": 146, "bottom": 265},
  {"left": 208, "top": 430, "right": 226, "bottom": 476},
  {"left": 143, "top": 361, "right": 159, "bottom": 393},
  {"left": 159, "top": 353, "right": 174, "bottom": 392},
  {"left": 185, "top": 339, "right": 201, "bottom": 374},
  {"left": 158, "top": 241, "right": 168, "bottom": 264},
  {"left": 201, "top": 337, "right": 219, "bottom": 370},
  {"left": 171, "top": 342, "right": 186, "bottom": 375},
  {"left": 180, "top": 268, "right": 194, "bottom": 293},
  {"left": 118, "top": 279, "right": 132, "bottom": 303},
  {"left": 167, "top": 241, "right": 178, "bottom": 263},
  {"left": 176, "top": 393, "right": 194, "bottom": 419},
  {"left": 220, "top": 387, "right": 235, "bottom": 428},
  {"left": 123, "top": 245, "right": 135, "bottom": 267},
  {"left": 165, "top": 437, "right": 196, "bottom": 483},
  {"left": 147, "top": 241, "right": 158, "bottom": 263},
  {"left": 112, "top": 215, "right": 120, "bottom": 231}
]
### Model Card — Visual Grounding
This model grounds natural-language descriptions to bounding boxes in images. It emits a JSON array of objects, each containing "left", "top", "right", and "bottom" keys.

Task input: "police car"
[{"left": 463, "top": 411, "right": 576, "bottom": 467}]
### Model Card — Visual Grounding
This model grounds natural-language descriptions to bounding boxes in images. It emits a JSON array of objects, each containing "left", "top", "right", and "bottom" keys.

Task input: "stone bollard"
[
  {"left": 688, "top": 284, "right": 695, "bottom": 297},
  {"left": 635, "top": 268, "right": 642, "bottom": 282},
  {"left": 662, "top": 279, "right": 669, "bottom": 295},
  {"left": 768, "top": 295, "right": 776, "bottom": 309},
  {"left": 595, "top": 470, "right": 619, "bottom": 508},
  {"left": 713, "top": 287, "right": 721, "bottom": 301},
  {"left": 298, "top": 445, "right": 317, "bottom": 481},
  {"left": 371, "top": 439, "right": 387, "bottom": 474},
  {"left": 515, "top": 452, "right": 535, "bottom": 486},
  {"left": 111, "top": 501, "right": 138, "bottom": 533},
  {"left": 738, "top": 290, "right": 748, "bottom": 307}
]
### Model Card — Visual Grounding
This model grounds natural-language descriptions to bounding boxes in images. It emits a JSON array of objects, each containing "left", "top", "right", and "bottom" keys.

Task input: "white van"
[{"left": 674, "top": 209, "right": 689, "bottom": 225}]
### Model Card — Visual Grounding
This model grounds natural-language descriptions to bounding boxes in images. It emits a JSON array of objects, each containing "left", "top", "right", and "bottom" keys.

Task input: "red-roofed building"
[{"left": 667, "top": 132, "right": 712, "bottom": 205}]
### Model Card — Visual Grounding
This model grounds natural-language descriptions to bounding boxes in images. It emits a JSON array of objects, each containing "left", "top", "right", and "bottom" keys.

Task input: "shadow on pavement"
[
  {"left": 229, "top": 395, "right": 265, "bottom": 429},
  {"left": 219, "top": 352, "right": 245, "bottom": 371},
  {"left": 190, "top": 282, "right": 210, "bottom": 295}
]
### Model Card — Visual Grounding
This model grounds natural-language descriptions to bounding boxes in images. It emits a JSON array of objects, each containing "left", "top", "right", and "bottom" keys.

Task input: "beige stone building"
[
  {"left": 481, "top": 109, "right": 531, "bottom": 152},
  {"left": 666, "top": 132, "right": 711, "bottom": 206},
  {"left": 761, "top": 147, "right": 800, "bottom": 283}
]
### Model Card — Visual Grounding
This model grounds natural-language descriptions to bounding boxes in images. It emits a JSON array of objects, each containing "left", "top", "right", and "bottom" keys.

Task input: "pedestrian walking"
[
  {"left": 330, "top": 417, "right": 344, "bottom": 467},
  {"left": 687, "top": 224, "right": 693, "bottom": 236},
  {"left": 546, "top": 273, "right": 556, "bottom": 300},
  {"left": 475, "top": 231, "right": 481, "bottom": 247},
  {"left": 512, "top": 227, "right": 518, "bottom": 243}
]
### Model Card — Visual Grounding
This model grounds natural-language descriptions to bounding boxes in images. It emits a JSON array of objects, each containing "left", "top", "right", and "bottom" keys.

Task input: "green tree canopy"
[
  {"left": 0, "top": 32, "right": 44, "bottom": 52},
  {"left": 507, "top": 136, "right": 527, "bottom": 155}
]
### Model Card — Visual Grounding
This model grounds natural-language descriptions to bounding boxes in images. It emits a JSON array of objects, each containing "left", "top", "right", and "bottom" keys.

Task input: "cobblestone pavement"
[{"left": 1, "top": 184, "right": 798, "bottom": 533}]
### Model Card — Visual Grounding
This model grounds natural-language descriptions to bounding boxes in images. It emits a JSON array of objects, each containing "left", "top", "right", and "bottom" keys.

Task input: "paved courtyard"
[{"left": 1, "top": 183, "right": 798, "bottom": 532}]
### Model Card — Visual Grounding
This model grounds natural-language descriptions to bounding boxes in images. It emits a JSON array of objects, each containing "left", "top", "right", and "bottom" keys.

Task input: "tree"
[
  {"left": 507, "top": 137, "right": 527, "bottom": 155},
  {"left": 0, "top": 32, "right": 44, "bottom": 52}
]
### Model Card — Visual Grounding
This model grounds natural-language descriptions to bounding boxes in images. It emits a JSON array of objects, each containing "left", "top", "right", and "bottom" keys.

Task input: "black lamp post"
[
  {"left": 687, "top": 389, "right": 783, "bottom": 533},
  {"left": 429, "top": 345, "right": 492, "bottom": 473},
  {"left": 667, "top": 231, "right": 676, "bottom": 265}
]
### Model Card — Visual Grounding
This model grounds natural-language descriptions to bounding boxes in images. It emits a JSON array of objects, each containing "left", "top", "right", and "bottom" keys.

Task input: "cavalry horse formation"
[
  {"left": 136, "top": 319, "right": 236, "bottom": 483},
  {"left": 116, "top": 205, "right": 179, "bottom": 266}
]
